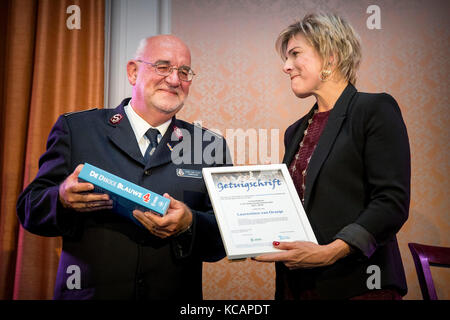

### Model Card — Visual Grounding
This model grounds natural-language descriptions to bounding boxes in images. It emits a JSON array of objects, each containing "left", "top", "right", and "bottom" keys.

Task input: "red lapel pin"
[{"left": 173, "top": 126, "right": 183, "bottom": 140}]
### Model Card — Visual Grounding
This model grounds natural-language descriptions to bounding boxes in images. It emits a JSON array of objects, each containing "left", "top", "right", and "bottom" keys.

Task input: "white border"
[{"left": 202, "top": 164, "right": 317, "bottom": 260}]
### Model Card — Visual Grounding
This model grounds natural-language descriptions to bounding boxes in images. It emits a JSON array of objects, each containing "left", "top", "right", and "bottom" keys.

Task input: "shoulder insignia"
[{"left": 109, "top": 113, "right": 124, "bottom": 125}]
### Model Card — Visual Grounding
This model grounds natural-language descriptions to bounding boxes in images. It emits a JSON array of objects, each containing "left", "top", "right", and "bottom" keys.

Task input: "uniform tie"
[{"left": 143, "top": 128, "right": 160, "bottom": 163}]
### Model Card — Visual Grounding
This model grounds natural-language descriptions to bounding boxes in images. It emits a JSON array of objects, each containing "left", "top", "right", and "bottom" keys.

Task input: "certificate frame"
[{"left": 202, "top": 164, "right": 317, "bottom": 260}]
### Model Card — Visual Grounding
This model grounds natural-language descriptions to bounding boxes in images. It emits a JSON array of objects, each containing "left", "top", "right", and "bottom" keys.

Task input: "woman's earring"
[{"left": 319, "top": 68, "right": 332, "bottom": 82}]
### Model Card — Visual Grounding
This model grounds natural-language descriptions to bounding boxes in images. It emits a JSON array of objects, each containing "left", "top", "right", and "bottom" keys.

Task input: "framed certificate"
[{"left": 202, "top": 164, "right": 317, "bottom": 260}]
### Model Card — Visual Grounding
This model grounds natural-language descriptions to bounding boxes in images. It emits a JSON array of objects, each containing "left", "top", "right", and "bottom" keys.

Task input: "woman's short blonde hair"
[{"left": 276, "top": 13, "right": 362, "bottom": 84}]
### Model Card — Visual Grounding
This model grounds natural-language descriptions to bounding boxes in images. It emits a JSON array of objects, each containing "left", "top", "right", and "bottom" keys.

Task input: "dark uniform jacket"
[
  {"left": 277, "top": 84, "right": 410, "bottom": 299},
  {"left": 17, "top": 98, "right": 230, "bottom": 300}
]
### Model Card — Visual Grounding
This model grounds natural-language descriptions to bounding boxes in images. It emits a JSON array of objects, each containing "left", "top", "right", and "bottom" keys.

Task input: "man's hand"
[
  {"left": 133, "top": 193, "right": 193, "bottom": 238},
  {"left": 253, "top": 239, "right": 352, "bottom": 269},
  {"left": 58, "top": 164, "right": 113, "bottom": 212}
]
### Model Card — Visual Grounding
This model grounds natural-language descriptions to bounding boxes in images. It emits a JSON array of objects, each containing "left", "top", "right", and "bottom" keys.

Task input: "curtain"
[{"left": 0, "top": 0, "right": 104, "bottom": 299}]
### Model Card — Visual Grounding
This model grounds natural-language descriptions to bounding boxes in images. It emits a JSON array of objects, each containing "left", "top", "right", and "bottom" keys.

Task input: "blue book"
[{"left": 78, "top": 163, "right": 170, "bottom": 227}]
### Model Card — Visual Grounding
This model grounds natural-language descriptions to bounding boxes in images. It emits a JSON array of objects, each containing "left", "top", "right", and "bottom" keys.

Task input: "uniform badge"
[
  {"left": 176, "top": 168, "right": 202, "bottom": 179},
  {"left": 109, "top": 113, "right": 123, "bottom": 125}
]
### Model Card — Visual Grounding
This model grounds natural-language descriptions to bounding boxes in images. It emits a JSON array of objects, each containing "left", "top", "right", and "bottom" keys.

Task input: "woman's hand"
[{"left": 253, "top": 239, "right": 352, "bottom": 270}]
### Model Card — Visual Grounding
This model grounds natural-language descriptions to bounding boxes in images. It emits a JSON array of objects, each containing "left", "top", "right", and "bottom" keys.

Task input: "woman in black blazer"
[{"left": 255, "top": 13, "right": 410, "bottom": 299}]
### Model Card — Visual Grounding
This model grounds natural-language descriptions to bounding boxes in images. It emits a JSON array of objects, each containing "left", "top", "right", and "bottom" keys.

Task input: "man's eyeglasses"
[{"left": 136, "top": 59, "right": 195, "bottom": 82}]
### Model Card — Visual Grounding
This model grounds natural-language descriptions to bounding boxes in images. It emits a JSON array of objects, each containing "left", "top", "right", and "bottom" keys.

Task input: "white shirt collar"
[
  {"left": 124, "top": 100, "right": 172, "bottom": 155},
  {"left": 124, "top": 100, "right": 171, "bottom": 139}
]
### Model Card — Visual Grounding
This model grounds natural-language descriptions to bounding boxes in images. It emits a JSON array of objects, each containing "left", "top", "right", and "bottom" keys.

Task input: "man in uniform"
[{"left": 17, "top": 35, "right": 230, "bottom": 299}]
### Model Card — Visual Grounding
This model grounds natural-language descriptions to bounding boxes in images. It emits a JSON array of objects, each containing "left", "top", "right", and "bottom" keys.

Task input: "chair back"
[{"left": 408, "top": 242, "right": 450, "bottom": 300}]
